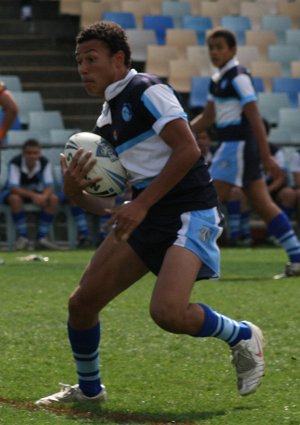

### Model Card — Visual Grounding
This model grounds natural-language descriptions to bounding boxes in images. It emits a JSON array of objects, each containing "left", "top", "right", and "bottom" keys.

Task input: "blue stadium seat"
[
  {"left": 10, "top": 91, "right": 44, "bottom": 127},
  {"left": 268, "top": 127, "right": 291, "bottom": 146},
  {"left": 220, "top": 16, "right": 252, "bottom": 45},
  {"left": 102, "top": 11, "right": 136, "bottom": 29},
  {"left": 261, "top": 15, "right": 292, "bottom": 44},
  {"left": 126, "top": 29, "right": 157, "bottom": 63},
  {"left": 0, "top": 110, "right": 22, "bottom": 145},
  {"left": 7, "top": 129, "right": 47, "bottom": 146},
  {"left": 182, "top": 16, "right": 213, "bottom": 45},
  {"left": 0, "top": 75, "right": 22, "bottom": 91},
  {"left": 188, "top": 76, "right": 211, "bottom": 111},
  {"left": 50, "top": 128, "right": 81, "bottom": 145},
  {"left": 252, "top": 77, "right": 265, "bottom": 93},
  {"left": 272, "top": 77, "right": 300, "bottom": 108},
  {"left": 278, "top": 107, "right": 300, "bottom": 138},
  {"left": 285, "top": 29, "right": 300, "bottom": 48},
  {"left": 143, "top": 15, "right": 174, "bottom": 45},
  {"left": 268, "top": 45, "right": 300, "bottom": 76},
  {"left": 257, "top": 92, "right": 290, "bottom": 125},
  {"left": 161, "top": 1, "right": 192, "bottom": 28},
  {"left": 28, "top": 111, "right": 64, "bottom": 132}
]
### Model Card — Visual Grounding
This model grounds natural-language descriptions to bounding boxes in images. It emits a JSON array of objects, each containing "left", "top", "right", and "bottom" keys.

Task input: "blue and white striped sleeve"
[{"left": 141, "top": 84, "right": 187, "bottom": 134}]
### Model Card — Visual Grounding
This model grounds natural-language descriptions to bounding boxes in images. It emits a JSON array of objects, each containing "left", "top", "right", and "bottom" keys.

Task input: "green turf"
[{"left": 0, "top": 247, "right": 299, "bottom": 424}]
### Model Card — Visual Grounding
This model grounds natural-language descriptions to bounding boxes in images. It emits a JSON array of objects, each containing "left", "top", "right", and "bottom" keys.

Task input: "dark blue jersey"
[
  {"left": 94, "top": 70, "right": 218, "bottom": 213},
  {"left": 208, "top": 58, "right": 257, "bottom": 142}
]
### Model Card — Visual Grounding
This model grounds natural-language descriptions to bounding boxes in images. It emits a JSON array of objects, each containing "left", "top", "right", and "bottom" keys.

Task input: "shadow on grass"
[
  {"left": 220, "top": 276, "right": 273, "bottom": 282},
  {"left": 0, "top": 396, "right": 227, "bottom": 424}
]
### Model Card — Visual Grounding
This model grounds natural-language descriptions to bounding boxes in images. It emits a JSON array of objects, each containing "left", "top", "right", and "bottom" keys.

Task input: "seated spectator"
[{"left": 1, "top": 139, "right": 60, "bottom": 250}]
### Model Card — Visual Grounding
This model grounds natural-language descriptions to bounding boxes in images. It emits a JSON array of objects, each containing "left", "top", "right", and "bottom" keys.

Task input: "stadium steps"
[
  {"left": 0, "top": 34, "right": 63, "bottom": 50},
  {"left": 0, "top": 0, "right": 98, "bottom": 130},
  {"left": 22, "top": 81, "right": 90, "bottom": 99},
  {"left": 0, "top": 50, "right": 75, "bottom": 67}
]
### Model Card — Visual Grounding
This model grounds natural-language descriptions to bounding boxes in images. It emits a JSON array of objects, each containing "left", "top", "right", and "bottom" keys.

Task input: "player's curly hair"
[
  {"left": 76, "top": 21, "right": 132, "bottom": 67},
  {"left": 207, "top": 27, "right": 237, "bottom": 48}
]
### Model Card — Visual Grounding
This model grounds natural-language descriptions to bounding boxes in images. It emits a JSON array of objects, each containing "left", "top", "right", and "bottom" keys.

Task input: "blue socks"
[
  {"left": 68, "top": 322, "right": 102, "bottom": 397},
  {"left": 70, "top": 206, "right": 90, "bottom": 239},
  {"left": 226, "top": 200, "right": 241, "bottom": 241},
  {"left": 12, "top": 211, "right": 28, "bottom": 237},
  {"left": 37, "top": 211, "right": 55, "bottom": 239},
  {"left": 268, "top": 213, "right": 300, "bottom": 263},
  {"left": 196, "top": 304, "right": 251, "bottom": 346}
]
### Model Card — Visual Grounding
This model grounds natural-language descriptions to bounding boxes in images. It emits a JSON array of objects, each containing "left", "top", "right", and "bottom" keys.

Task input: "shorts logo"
[
  {"left": 199, "top": 227, "right": 210, "bottom": 242},
  {"left": 122, "top": 103, "right": 133, "bottom": 122},
  {"left": 221, "top": 160, "right": 229, "bottom": 169}
]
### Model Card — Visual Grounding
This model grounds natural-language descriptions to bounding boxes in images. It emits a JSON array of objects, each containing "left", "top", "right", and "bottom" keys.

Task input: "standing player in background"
[
  {"left": 0, "top": 81, "right": 19, "bottom": 264},
  {"left": 36, "top": 21, "right": 264, "bottom": 407},
  {"left": 191, "top": 28, "right": 300, "bottom": 279}
]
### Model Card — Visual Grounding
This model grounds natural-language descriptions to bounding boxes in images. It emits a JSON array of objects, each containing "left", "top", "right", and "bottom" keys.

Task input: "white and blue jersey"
[
  {"left": 208, "top": 58, "right": 263, "bottom": 187},
  {"left": 95, "top": 69, "right": 217, "bottom": 213},
  {"left": 1, "top": 154, "right": 54, "bottom": 203},
  {"left": 94, "top": 69, "right": 222, "bottom": 280}
]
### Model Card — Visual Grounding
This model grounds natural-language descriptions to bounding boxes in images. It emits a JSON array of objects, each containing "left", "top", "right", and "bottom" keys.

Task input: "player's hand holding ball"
[
  {"left": 64, "top": 132, "right": 127, "bottom": 198},
  {"left": 61, "top": 148, "right": 101, "bottom": 202}
]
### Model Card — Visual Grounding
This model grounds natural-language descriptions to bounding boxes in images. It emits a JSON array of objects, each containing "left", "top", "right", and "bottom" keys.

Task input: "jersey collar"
[
  {"left": 212, "top": 58, "right": 239, "bottom": 82},
  {"left": 104, "top": 69, "right": 138, "bottom": 101}
]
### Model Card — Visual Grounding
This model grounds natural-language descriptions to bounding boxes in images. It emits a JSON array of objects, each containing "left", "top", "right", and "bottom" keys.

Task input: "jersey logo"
[
  {"left": 121, "top": 103, "right": 133, "bottom": 122},
  {"left": 220, "top": 79, "right": 228, "bottom": 89}
]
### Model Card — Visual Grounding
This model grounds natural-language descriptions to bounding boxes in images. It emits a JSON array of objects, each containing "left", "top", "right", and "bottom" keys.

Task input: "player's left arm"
[{"left": 138, "top": 118, "right": 201, "bottom": 207}]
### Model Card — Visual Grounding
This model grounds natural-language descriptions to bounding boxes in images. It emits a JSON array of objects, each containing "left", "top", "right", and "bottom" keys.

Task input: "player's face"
[
  {"left": 75, "top": 39, "right": 126, "bottom": 98},
  {"left": 23, "top": 146, "right": 41, "bottom": 168},
  {"left": 207, "top": 37, "right": 236, "bottom": 69}
]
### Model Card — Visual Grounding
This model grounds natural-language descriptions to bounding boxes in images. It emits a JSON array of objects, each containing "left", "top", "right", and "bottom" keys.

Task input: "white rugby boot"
[
  {"left": 35, "top": 383, "right": 107, "bottom": 406},
  {"left": 231, "top": 321, "right": 265, "bottom": 396}
]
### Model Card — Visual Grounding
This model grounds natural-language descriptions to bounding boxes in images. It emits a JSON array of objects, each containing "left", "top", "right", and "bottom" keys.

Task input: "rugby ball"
[{"left": 64, "top": 132, "right": 127, "bottom": 198}]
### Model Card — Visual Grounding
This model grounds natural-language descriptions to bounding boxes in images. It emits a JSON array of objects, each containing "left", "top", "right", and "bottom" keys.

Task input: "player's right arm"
[
  {"left": 61, "top": 150, "right": 114, "bottom": 214},
  {"left": 190, "top": 101, "right": 215, "bottom": 134}
]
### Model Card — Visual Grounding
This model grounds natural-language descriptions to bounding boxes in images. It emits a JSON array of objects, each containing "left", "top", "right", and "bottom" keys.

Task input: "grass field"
[{"left": 0, "top": 246, "right": 299, "bottom": 425}]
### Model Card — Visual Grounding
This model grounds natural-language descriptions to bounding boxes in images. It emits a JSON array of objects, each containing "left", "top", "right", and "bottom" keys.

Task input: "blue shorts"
[
  {"left": 128, "top": 206, "right": 223, "bottom": 280},
  {"left": 210, "top": 140, "right": 262, "bottom": 188}
]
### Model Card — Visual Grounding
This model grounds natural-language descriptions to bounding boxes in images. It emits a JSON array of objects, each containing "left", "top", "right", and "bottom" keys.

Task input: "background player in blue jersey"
[
  {"left": 36, "top": 21, "right": 264, "bottom": 406},
  {"left": 191, "top": 28, "right": 300, "bottom": 279}
]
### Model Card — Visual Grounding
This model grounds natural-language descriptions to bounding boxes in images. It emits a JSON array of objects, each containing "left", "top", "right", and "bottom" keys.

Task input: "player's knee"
[
  {"left": 68, "top": 292, "right": 83, "bottom": 318},
  {"left": 48, "top": 193, "right": 59, "bottom": 209},
  {"left": 8, "top": 193, "right": 23, "bottom": 208},
  {"left": 150, "top": 302, "right": 182, "bottom": 333},
  {"left": 68, "top": 292, "right": 92, "bottom": 321}
]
